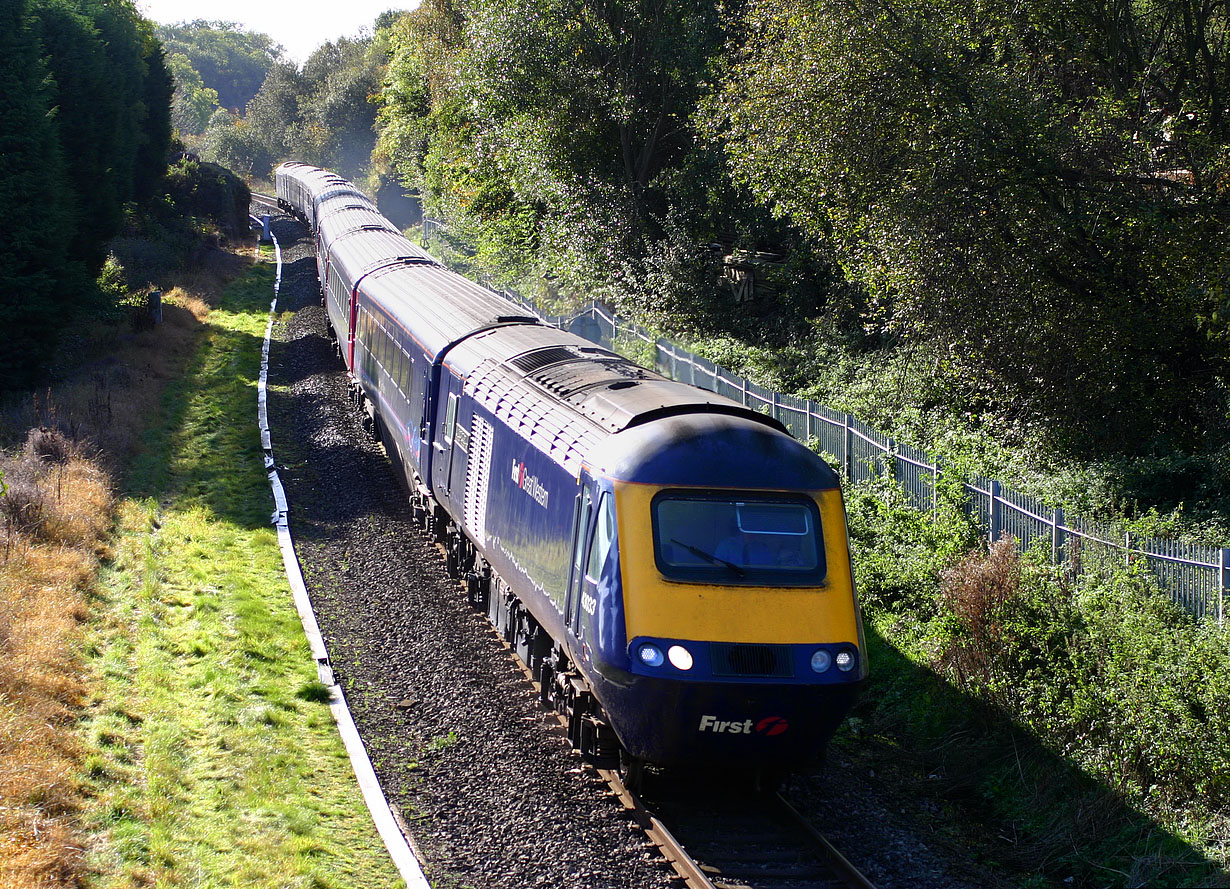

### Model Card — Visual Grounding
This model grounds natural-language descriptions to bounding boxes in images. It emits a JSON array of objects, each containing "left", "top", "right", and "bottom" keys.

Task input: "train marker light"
[
  {"left": 667, "top": 645, "right": 694, "bottom": 671},
  {"left": 810, "top": 650, "right": 832, "bottom": 673},
  {"left": 835, "top": 650, "right": 856, "bottom": 672},
  {"left": 638, "top": 644, "right": 665, "bottom": 667}
]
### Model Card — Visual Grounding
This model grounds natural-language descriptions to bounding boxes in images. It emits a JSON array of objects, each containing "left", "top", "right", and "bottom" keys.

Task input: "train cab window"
[
  {"left": 586, "top": 493, "right": 616, "bottom": 581},
  {"left": 651, "top": 492, "right": 826, "bottom": 586}
]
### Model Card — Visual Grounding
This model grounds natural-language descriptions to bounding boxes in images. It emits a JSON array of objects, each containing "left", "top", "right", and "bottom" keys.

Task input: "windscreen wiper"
[{"left": 670, "top": 538, "right": 745, "bottom": 577}]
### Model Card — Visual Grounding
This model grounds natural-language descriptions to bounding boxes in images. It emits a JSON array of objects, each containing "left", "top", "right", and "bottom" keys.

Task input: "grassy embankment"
[
  {"left": 832, "top": 477, "right": 1230, "bottom": 889},
  {"left": 0, "top": 248, "right": 403, "bottom": 887}
]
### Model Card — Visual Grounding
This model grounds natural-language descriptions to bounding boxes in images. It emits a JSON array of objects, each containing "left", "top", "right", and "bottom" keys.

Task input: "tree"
[
  {"left": 712, "top": 0, "right": 1230, "bottom": 451},
  {"left": 157, "top": 20, "right": 282, "bottom": 112},
  {"left": 168, "top": 51, "right": 220, "bottom": 135},
  {"left": 0, "top": 0, "right": 78, "bottom": 388}
]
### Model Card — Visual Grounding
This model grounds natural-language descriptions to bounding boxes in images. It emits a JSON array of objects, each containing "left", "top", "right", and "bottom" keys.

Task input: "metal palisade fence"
[{"left": 493, "top": 286, "right": 1230, "bottom": 624}]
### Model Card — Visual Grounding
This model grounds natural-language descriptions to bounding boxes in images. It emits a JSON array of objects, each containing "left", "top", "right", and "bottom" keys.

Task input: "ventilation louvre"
[
  {"left": 709, "top": 643, "right": 794, "bottom": 678},
  {"left": 508, "top": 347, "right": 577, "bottom": 373}
]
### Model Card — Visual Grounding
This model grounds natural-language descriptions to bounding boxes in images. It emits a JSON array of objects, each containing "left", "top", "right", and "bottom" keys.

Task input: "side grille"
[{"left": 710, "top": 643, "right": 794, "bottom": 678}]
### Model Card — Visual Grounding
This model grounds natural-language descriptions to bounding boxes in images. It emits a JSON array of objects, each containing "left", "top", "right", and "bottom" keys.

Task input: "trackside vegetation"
[
  {"left": 0, "top": 251, "right": 403, "bottom": 886},
  {"left": 80, "top": 265, "right": 404, "bottom": 887},
  {"left": 838, "top": 477, "right": 1230, "bottom": 887}
]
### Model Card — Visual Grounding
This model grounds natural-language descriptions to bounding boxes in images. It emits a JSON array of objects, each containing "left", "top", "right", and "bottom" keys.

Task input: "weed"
[
  {"left": 296, "top": 681, "right": 333, "bottom": 704},
  {"left": 426, "top": 731, "right": 460, "bottom": 753}
]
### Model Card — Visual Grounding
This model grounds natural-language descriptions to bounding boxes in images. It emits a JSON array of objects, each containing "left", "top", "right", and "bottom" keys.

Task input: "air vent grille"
[
  {"left": 509, "top": 347, "right": 577, "bottom": 373},
  {"left": 710, "top": 643, "right": 794, "bottom": 678}
]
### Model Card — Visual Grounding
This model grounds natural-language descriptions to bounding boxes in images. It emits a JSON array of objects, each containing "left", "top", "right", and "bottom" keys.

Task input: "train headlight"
[
  {"left": 667, "top": 645, "right": 694, "bottom": 671},
  {"left": 638, "top": 644, "right": 665, "bottom": 668},
  {"left": 835, "top": 650, "right": 856, "bottom": 672},
  {"left": 810, "top": 650, "right": 832, "bottom": 673}
]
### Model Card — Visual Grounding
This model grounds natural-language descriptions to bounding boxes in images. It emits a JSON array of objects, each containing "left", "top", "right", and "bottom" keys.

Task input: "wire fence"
[{"left": 418, "top": 220, "right": 1228, "bottom": 623}]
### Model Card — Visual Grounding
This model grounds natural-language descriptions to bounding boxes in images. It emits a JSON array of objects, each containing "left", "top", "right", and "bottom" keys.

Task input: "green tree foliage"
[
  {"left": 199, "top": 109, "right": 272, "bottom": 180},
  {"left": 134, "top": 29, "right": 175, "bottom": 202},
  {"left": 157, "top": 20, "right": 282, "bottom": 112},
  {"left": 243, "top": 61, "right": 302, "bottom": 158},
  {"left": 201, "top": 24, "right": 392, "bottom": 183},
  {"left": 379, "top": 0, "right": 760, "bottom": 308},
  {"left": 0, "top": 0, "right": 77, "bottom": 389},
  {"left": 711, "top": 0, "right": 1230, "bottom": 451},
  {"left": 30, "top": 0, "right": 173, "bottom": 266},
  {"left": 168, "top": 52, "right": 221, "bottom": 136},
  {"left": 297, "top": 36, "right": 387, "bottom": 179},
  {"left": 0, "top": 0, "right": 173, "bottom": 390}
]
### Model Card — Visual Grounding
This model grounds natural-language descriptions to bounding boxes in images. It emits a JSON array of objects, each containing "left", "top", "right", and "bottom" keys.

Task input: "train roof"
[
  {"left": 444, "top": 323, "right": 785, "bottom": 476},
  {"left": 317, "top": 205, "right": 400, "bottom": 250},
  {"left": 359, "top": 263, "right": 539, "bottom": 362}
]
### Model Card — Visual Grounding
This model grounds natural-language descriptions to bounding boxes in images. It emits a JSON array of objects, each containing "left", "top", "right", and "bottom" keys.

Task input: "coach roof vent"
[
  {"left": 497, "top": 314, "right": 541, "bottom": 325},
  {"left": 508, "top": 346, "right": 578, "bottom": 373}
]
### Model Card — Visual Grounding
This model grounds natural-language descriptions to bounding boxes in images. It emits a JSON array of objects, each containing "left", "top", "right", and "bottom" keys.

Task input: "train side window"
[
  {"left": 444, "top": 392, "right": 458, "bottom": 444},
  {"left": 585, "top": 493, "right": 615, "bottom": 580}
]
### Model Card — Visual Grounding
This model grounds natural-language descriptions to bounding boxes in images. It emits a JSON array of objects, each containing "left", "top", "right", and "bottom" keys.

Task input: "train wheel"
[
  {"left": 751, "top": 767, "right": 785, "bottom": 797},
  {"left": 618, "top": 750, "right": 645, "bottom": 794}
]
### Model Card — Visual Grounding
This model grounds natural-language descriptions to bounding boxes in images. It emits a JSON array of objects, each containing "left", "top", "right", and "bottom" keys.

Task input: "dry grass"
[
  {"left": 0, "top": 459, "right": 110, "bottom": 888},
  {"left": 0, "top": 241, "right": 252, "bottom": 888}
]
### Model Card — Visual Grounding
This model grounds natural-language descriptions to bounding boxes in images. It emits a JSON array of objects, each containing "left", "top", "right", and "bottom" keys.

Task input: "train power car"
[{"left": 275, "top": 163, "right": 868, "bottom": 778}]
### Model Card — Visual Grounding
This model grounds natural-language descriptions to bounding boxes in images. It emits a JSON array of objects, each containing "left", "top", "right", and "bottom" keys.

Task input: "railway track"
[
  {"left": 422, "top": 525, "right": 877, "bottom": 888},
  {"left": 445, "top": 551, "right": 877, "bottom": 889},
  {"left": 602, "top": 767, "right": 876, "bottom": 889}
]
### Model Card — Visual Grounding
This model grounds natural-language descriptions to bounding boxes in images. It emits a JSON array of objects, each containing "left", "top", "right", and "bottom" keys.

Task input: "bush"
[
  {"left": 164, "top": 157, "right": 251, "bottom": 238},
  {"left": 25, "top": 426, "right": 75, "bottom": 466},
  {"left": 931, "top": 538, "right": 1230, "bottom": 818}
]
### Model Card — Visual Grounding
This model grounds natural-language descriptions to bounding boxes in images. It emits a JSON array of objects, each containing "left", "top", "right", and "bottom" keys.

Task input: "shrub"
[
  {"left": 24, "top": 426, "right": 75, "bottom": 466},
  {"left": 164, "top": 157, "right": 252, "bottom": 238},
  {"left": 1, "top": 471, "right": 47, "bottom": 537}
]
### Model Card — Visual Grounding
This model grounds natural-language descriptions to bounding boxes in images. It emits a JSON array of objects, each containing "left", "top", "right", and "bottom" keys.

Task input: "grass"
[
  {"left": 78, "top": 262, "right": 403, "bottom": 887},
  {"left": 0, "top": 452, "right": 111, "bottom": 887},
  {"left": 0, "top": 242, "right": 403, "bottom": 888}
]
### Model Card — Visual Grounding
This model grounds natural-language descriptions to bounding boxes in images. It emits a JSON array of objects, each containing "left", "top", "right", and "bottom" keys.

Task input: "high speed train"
[{"left": 276, "top": 162, "right": 867, "bottom": 779}]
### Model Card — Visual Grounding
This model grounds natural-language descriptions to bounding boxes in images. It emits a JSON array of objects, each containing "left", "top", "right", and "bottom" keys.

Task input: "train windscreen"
[{"left": 650, "top": 492, "right": 826, "bottom": 586}]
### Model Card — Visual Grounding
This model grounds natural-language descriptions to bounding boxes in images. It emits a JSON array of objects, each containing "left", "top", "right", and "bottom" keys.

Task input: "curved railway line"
[{"left": 258, "top": 199, "right": 943, "bottom": 889}]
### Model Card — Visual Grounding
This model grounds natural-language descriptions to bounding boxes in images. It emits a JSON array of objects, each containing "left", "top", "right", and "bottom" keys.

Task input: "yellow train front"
[{"left": 575, "top": 410, "right": 866, "bottom": 769}]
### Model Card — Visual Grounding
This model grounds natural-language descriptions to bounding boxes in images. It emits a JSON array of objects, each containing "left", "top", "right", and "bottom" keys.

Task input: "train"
[{"left": 275, "top": 162, "right": 867, "bottom": 781}]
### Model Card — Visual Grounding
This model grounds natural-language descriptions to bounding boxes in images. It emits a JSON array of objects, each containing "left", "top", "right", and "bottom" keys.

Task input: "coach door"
[
  {"left": 565, "top": 489, "right": 593, "bottom": 637},
  {"left": 432, "top": 374, "right": 464, "bottom": 499}
]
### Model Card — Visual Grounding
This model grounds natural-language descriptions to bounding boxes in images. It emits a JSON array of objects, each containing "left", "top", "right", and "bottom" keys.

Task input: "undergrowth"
[{"left": 841, "top": 476, "right": 1230, "bottom": 887}]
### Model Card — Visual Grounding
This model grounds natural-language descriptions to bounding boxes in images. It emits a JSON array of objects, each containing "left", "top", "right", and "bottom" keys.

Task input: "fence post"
[
  {"left": 1052, "top": 507, "right": 1065, "bottom": 568},
  {"left": 989, "top": 480, "right": 1002, "bottom": 543},
  {"left": 1125, "top": 532, "right": 1132, "bottom": 567},
  {"left": 1220, "top": 548, "right": 1228, "bottom": 626},
  {"left": 771, "top": 391, "right": 779, "bottom": 423},
  {"left": 887, "top": 438, "right": 897, "bottom": 481},
  {"left": 932, "top": 457, "right": 941, "bottom": 515},
  {"left": 805, "top": 402, "right": 813, "bottom": 444},
  {"left": 843, "top": 414, "right": 854, "bottom": 480},
  {"left": 740, "top": 378, "right": 749, "bottom": 407}
]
